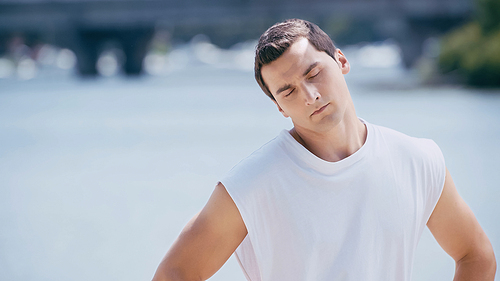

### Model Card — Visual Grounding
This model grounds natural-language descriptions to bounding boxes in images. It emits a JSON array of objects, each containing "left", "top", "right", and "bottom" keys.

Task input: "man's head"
[
  {"left": 256, "top": 19, "right": 352, "bottom": 134},
  {"left": 255, "top": 19, "right": 337, "bottom": 101}
]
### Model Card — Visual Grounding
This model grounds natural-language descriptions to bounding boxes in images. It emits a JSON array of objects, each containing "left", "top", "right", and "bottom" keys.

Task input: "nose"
[{"left": 303, "top": 84, "right": 320, "bottom": 105}]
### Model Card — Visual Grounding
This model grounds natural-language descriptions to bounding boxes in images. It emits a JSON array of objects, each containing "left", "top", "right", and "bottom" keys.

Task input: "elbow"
[
  {"left": 479, "top": 239, "right": 497, "bottom": 277},
  {"left": 456, "top": 239, "right": 497, "bottom": 279},
  {"left": 486, "top": 246, "right": 497, "bottom": 278},
  {"left": 481, "top": 250, "right": 497, "bottom": 280}
]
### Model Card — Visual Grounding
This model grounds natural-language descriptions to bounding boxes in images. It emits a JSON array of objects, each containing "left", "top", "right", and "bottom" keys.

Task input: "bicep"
[
  {"left": 427, "top": 168, "right": 489, "bottom": 262},
  {"left": 154, "top": 183, "right": 247, "bottom": 281}
]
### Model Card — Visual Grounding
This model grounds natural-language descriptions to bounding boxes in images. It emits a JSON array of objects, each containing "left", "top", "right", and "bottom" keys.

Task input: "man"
[{"left": 152, "top": 19, "right": 496, "bottom": 280}]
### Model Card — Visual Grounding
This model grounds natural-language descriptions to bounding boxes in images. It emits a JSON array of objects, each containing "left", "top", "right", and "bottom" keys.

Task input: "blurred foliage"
[
  {"left": 438, "top": 0, "right": 500, "bottom": 86},
  {"left": 476, "top": 0, "right": 500, "bottom": 34}
]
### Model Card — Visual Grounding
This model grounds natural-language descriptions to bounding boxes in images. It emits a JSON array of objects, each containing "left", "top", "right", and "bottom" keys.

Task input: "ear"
[
  {"left": 335, "top": 49, "right": 350, "bottom": 75},
  {"left": 273, "top": 99, "right": 289, "bottom": 118}
]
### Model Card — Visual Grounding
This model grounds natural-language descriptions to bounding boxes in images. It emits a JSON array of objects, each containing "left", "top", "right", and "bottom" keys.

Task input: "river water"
[{"left": 0, "top": 45, "right": 499, "bottom": 280}]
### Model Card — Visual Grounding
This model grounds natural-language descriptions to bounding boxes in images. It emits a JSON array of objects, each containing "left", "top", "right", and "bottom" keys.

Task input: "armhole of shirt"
[
  {"left": 424, "top": 140, "right": 447, "bottom": 225},
  {"left": 217, "top": 180, "right": 262, "bottom": 281}
]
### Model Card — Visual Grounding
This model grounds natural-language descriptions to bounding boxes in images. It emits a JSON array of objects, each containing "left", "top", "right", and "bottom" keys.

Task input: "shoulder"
[
  {"left": 371, "top": 123, "right": 442, "bottom": 157},
  {"left": 369, "top": 122, "right": 446, "bottom": 197},
  {"left": 221, "top": 131, "right": 290, "bottom": 189},
  {"left": 367, "top": 123, "right": 445, "bottom": 175},
  {"left": 219, "top": 132, "right": 292, "bottom": 221}
]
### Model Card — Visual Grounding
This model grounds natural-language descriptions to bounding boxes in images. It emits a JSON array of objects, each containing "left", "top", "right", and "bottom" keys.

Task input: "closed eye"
[
  {"left": 309, "top": 71, "right": 320, "bottom": 79},
  {"left": 285, "top": 89, "right": 295, "bottom": 97}
]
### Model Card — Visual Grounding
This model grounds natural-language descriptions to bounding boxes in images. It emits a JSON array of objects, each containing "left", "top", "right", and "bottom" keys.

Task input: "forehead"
[{"left": 261, "top": 37, "right": 326, "bottom": 93}]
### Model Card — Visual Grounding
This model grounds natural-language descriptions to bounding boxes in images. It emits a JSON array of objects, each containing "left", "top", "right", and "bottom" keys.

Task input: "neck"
[{"left": 290, "top": 112, "right": 367, "bottom": 162}]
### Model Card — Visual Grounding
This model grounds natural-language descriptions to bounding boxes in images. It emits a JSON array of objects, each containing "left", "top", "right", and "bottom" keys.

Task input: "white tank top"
[{"left": 221, "top": 120, "right": 446, "bottom": 281}]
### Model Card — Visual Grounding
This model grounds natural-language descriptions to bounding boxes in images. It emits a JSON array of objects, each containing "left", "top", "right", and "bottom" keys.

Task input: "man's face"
[{"left": 261, "top": 37, "right": 351, "bottom": 134}]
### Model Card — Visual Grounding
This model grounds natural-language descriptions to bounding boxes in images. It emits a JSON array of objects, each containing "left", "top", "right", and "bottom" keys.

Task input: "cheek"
[
  {"left": 321, "top": 79, "right": 345, "bottom": 99},
  {"left": 280, "top": 101, "right": 304, "bottom": 116}
]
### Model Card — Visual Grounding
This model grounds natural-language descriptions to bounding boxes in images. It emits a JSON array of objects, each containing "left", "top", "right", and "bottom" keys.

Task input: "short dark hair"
[{"left": 255, "top": 18, "right": 337, "bottom": 100}]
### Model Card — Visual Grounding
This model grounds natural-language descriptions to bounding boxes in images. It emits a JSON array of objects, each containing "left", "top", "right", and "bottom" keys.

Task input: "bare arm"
[
  {"left": 427, "top": 168, "right": 496, "bottom": 280},
  {"left": 152, "top": 183, "right": 248, "bottom": 281}
]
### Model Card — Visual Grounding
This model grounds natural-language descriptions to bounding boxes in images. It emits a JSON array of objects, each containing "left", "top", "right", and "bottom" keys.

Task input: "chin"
[{"left": 319, "top": 112, "right": 342, "bottom": 126}]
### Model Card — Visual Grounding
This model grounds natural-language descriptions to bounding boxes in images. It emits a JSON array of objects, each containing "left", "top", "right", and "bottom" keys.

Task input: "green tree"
[{"left": 439, "top": 0, "right": 500, "bottom": 86}]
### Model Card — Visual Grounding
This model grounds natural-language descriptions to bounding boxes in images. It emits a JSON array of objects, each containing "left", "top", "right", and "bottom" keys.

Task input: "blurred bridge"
[{"left": 0, "top": 0, "right": 473, "bottom": 76}]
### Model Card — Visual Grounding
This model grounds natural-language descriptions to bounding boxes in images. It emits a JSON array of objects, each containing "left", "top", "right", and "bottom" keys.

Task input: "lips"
[{"left": 311, "top": 103, "right": 329, "bottom": 116}]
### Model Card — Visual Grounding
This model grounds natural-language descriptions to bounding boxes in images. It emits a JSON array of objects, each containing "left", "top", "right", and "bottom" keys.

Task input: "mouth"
[{"left": 311, "top": 103, "right": 329, "bottom": 116}]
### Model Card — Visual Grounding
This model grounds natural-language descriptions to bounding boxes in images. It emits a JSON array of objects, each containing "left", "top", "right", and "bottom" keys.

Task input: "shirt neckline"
[{"left": 279, "top": 118, "right": 371, "bottom": 175}]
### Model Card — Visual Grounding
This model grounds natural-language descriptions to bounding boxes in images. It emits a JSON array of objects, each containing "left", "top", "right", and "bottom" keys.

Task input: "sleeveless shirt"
[{"left": 220, "top": 119, "right": 446, "bottom": 281}]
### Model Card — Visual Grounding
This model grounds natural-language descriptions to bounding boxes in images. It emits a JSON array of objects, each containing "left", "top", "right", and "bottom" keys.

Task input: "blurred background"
[{"left": 0, "top": 0, "right": 499, "bottom": 280}]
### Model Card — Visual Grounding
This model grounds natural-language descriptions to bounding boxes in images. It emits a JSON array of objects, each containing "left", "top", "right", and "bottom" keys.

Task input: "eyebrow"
[
  {"left": 275, "top": 62, "right": 319, "bottom": 95},
  {"left": 276, "top": 83, "right": 293, "bottom": 95},
  {"left": 303, "top": 62, "right": 319, "bottom": 77}
]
